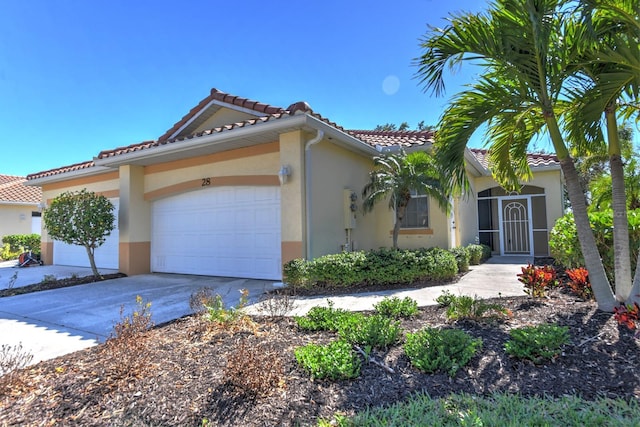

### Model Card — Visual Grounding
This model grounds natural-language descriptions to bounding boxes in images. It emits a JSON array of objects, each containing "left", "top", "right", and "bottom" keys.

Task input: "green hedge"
[
  {"left": 549, "top": 209, "right": 640, "bottom": 284},
  {"left": 1, "top": 234, "right": 41, "bottom": 260},
  {"left": 283, "top": 247, "right": 459, "bottom": 289}
]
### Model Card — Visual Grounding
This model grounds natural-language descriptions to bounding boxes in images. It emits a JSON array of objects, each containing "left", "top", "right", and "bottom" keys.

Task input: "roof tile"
[
  {"left": 0, "top": 174, "right": 42, "bottom": 204},
  {"left": 469, "top": 148, "right": 560, "bottom": 168}
]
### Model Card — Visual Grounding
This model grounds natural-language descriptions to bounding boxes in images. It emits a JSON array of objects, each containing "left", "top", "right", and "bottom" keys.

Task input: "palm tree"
[
  {"left": 362, "top": 150, "right": 450, "bottom": 248},
  {"left": 415, "top": 0, "right": 617, "bottom": 310},
  {"left": 566, "top": 0, "right": 640, "bottom": 301}
]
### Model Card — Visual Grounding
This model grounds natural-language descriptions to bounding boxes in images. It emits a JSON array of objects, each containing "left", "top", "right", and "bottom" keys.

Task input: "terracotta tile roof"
[
  {"left": 469, "top": 148, "right": 560, "bottom": 169},
  {"left": 26, "top": 160, "right": 96, "bottom": 181},
  {"left": 0, "top": 174, "right": 42, "bottom": 204},
  {"left": 157, "top": 88, "right": 288, "bottom": 143},
  {"left": 347, "top": 130, "right": 435, "bottom": 148}
]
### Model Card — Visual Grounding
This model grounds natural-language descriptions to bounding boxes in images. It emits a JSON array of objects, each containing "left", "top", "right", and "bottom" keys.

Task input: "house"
[
  {"left": 0, "top": 175, "right": 42, "bottom": 244},
  {"left": 26, "top": 88, "right": 563, "bottom": 279}
]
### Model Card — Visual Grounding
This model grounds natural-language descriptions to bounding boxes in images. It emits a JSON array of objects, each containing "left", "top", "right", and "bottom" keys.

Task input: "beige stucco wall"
[
  {"left": 0, "top": 204, "right": 38, "bottom": 243},
  {"left": 456, "top": 172, "right": 480, "bottom": 247}
]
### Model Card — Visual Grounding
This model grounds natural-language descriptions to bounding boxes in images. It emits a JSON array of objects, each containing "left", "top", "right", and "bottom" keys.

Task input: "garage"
[
  {"left": 151, "top": 186, "right": 282, "bottom": 280},
  {"left": 53, "top": 199, "right": 119, "bottom": 269}
]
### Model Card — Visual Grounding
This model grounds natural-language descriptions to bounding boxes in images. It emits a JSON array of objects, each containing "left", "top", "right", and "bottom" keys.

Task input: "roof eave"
[
  {"left": 0, "top": 200, "right": 40, "bottom": 206},
  {"left": 25, "top": 165, "right": 114, "bottom": 187},
  {"left": 464, "top": 148, "right": 489, "bottom": 176}
]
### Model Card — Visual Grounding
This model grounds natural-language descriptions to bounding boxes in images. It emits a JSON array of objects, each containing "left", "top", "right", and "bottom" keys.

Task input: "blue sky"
[{"left": 2, "top": 0, "right": 501, "bottom": 177}]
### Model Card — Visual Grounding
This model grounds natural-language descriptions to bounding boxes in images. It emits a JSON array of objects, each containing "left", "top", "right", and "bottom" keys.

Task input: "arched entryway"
[{"left": 477, "top": 186, "right": 549, "bottom": 256}]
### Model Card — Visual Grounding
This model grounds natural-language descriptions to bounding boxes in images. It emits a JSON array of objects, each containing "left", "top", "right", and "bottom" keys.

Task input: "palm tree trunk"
[
  {"left": 545, "top": 115, "right": 616, "bottom": 310},
  {"left": 561, "top": 157, "right": 616, "bottom": 311},
  {"left": 393, "top": 203, "right": 408, "bottom": 249},
  {"left": 606, "top": 107, "right": 632, "bottom": 301}
]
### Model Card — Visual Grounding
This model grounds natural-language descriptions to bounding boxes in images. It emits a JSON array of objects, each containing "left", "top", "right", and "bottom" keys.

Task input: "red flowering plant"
[
  {"left": 517, "top": 264, "right": 558, "bottom": 298},
  {"left": 614, "top": 301, "right": 640, "bottom": 337},
  {"left": 565, "top": 267, "right": 593, "bottom": 300}
]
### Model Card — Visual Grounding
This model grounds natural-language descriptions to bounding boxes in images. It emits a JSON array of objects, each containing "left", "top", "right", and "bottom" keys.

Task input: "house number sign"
[{"left": 201, "top": 177, "right": 211, "bottom": 186}]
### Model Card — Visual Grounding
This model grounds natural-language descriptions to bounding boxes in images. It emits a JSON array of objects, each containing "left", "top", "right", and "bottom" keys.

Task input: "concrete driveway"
[{"left": 0, "top": 265, "right": 275, "bottom": 364}]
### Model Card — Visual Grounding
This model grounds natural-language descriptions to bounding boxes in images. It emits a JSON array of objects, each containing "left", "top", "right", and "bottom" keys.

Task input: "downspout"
[{"left": 305, "top": 129, "right": 324, "bottom": 259}]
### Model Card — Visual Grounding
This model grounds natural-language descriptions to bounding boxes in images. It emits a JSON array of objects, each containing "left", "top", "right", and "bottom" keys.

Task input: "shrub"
[
  {"left": 0, "top": 343, "right": 33, "bottom": 392},
  {"left": 565, "top": 267, "right": 593, "bottom": 300},
  {"left": 256, "top": 292, "right": 297, "bottom": 319},
  {"left": 1, "top": 234, "right": 41, "bottom": 256},
  {"left": 614, "top": 302, "right": 639, "bottom": 337},
  {"left": 0, "top": 243, "right": 21, "bottom": 261},
  {"left": 449, "top": 246, "right": 470, "bottom": 273},
  {"left": 295, "top": 340, "right": 361, "bottom": 380},
  {"left": 283, "top": 247, "right": 458, "bottom": 290},
  {"left": 549, "top": 209, "right": 640, "bottom": 285},
  {"left": 102, "top": 295, "right": 154, "bottom": 380},
  {"left": 404, "top": 327, "right": 482, "bottom": 376},
  {"left": 374, "top": 296, "right": 418, "bottom": 318},
  {"left": 518, "top": 264, "right": 558, "bottom": 297},
  {"left": 295, "top": 301, "right": 352, "bottom": 331},
  {"left": 435, "top": 290, "right": 457, "bottom": 307},
  {"left": 505, "top": 324, "right": 569, "bottom": 364},
  {"left": 223, "top": 340, "right": 284, "bottom": 396},
  {"left": 444, "top": 294, "right": 511, "bottom": 321},
  {"left": 338, "top": 314, "right": 402, "bottom": 350},
  {"left": 204, "top": 289, "right": 250, "bottom": 327},
  {"left": 466, "top": 244, "right": 484, "bottom": 265},
  {"left": 189, "top": 287, "right": 216, "bottom": 314}
]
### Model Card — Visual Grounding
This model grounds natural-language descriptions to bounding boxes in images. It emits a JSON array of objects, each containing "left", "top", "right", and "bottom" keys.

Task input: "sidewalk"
[{"left": 248, "top": 255, "right": 530, "bottom": 316}]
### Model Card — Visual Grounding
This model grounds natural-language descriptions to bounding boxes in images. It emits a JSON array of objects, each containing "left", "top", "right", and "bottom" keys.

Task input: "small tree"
[
  {"left": 43, "top": 190, "right": 115, "bottom": 279},
  {"left": 362, "top": 150, "right": 450, "bottom": 248}
]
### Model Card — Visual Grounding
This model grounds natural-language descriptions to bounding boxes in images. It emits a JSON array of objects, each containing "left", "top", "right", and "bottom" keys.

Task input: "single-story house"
[
  {"left": 0, "top": 174, "right": 42, "bottom": 244},
  {"left": 26, "top": 88, "right": 563, "bottom": 279}
]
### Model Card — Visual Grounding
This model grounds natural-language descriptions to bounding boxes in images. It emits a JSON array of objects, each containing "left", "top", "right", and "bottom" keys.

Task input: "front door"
[{"left": 501, "top": 198, "right": 530, "bottom": 254}]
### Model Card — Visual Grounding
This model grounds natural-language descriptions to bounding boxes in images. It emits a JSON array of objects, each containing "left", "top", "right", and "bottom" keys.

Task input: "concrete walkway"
[
  {"left": 0, "top": 256, "right": 530, "bottom": 367},
  {"left": 248, "top": 255, "right": 531, "bottom": 316}
]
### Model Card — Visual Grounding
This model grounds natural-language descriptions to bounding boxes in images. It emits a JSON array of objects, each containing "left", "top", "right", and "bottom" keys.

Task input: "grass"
[{"left": 320, "top": 392, "right": 640, "bottom": 426}]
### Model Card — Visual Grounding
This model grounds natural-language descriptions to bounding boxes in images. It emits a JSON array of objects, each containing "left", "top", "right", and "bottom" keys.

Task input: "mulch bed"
[
  {"left": 0, "top": 273, "right": 127, "bottom": 298},
  {"left": 1, "top": 285, "right": 639, "bottom": 426}
]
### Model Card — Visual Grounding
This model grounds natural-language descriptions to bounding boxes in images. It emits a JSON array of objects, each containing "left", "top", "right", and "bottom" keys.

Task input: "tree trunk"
[
  {"left": 606, "top": 108, "right": 632, "bottom": 301},
  {"left": 628, "top": 251, "right": 640, "bottom": 305},
  {"left": 393, "top": 202, "right": 409, "bottom": 249},
  {"left": 560, "top": 157, "right": 616, "bottom": 311},
  {"left": 85, "top": 245, "right": 101, "bottom": 280}
]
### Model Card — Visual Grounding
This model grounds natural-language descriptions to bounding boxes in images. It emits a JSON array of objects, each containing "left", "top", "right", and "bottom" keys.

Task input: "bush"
[
  {"left": 404, "top": 327, "right": 482, "bottom": 376},
  {"left": 466, "top": 244, "right": 484, "bottom": 265},
  {"left": 0, "top": 243, "right": 21, "bottom": 261},
  {"left": 338, "top": 314, "right": 402, "bottom": 350},
  {"left": 2, "top": 234, "right": 41, "bottom": 255},
  {"left": 443, "top": 294, "right": 511, "bottom": 321},
  {"left": 283, "top": 247, "right": 458, "bottom": 290},
  {"left": 224, "top": 340, "right": 284, "bottom": 396},
  {"left": 0, "top": 343, "right": 33, "bottom": 392},
  {"left": 374, "top": 296, "right": 419, "bottom": 319},
  {"left": 295, "top": 301, "right": 353, "bottom": 332},
  {"left": 549, "top": 209, "right": 640, "bottom": 285},
  {"left": 449, "top": 246, "right": 470, "bottom": 272},
  {"left": 505, "top": 324, "right": 569, "bottom": 364},
  {"left": 565, "top": 267, "right": 593, "bottom": 300},
  {"left": 295, "top": 340, "right": 361, "bottom": 380},
  {"left": 517, "top": 264, "right": 558, "bottom": 297}
]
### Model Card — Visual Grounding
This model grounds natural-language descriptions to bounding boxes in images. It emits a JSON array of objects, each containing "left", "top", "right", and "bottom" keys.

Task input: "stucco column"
[
  {"left": 279, "top": 130, "right": 306, "bottom": 262},
  {"left": 118, "top": 165, "right": 151, "bottom": 275}
]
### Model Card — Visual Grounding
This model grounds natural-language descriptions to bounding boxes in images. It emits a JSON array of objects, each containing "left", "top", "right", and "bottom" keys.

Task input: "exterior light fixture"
[{"left": 278, "top": 165, "right": 291, "bottom": 185}]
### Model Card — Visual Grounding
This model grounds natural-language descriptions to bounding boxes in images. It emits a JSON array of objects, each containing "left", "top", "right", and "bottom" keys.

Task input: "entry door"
[{"left": 501, "top": 199, "right": 530, "bottom": 254}]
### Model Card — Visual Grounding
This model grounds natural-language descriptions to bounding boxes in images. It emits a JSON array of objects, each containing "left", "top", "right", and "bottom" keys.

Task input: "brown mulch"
[
  {"left": 0, "top": 273, "right": 127, "bottom": 298},
  {"left": 1, "top": 285, "right": 639, "bottom": 426}
]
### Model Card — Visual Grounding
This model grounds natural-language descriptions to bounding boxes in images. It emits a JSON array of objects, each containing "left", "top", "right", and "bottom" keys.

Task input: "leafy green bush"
[
  {"left": 294, "top": 340, "right": 361, "bottom": 380},
  {"left": 204, "top": 289, "right": 250, "bottom": 326},
  {"left": 444, "top": 294, "right": 511, "bottom": 321},
  {"left": 404, "top": 327, "right": 482, "bottom": 376},
  {"left": 295, "top": 301, "right": 353, "bottom": 332},
  {"left": 466, "top": 244, "right": 484, "bottom": 265},
  {"left": 283, "top": 247, "right": 458, "bottom": 289},
  {"left": 0, "top": 234, "right": 41, "bottom": 260},
  {"left": 449, "top": 246, "right": 470, "bottom": 272},
  {"left": 435, "top": 290, "right": 457, "bottom": 307},
  {"left": 505, "top": 324, "right": 569, "bottom": 364},
  {"left": 549, "top": 209, "right": 640, "bottom": 285},
  {"left": 480, "top": 244, "right": 492, "bottom": 262},
  {"left": 338, "top": 314, "right": 402, "bottom": 350},
  {"left": 374, "top": 296, "right": 419, "bottom": 318}
]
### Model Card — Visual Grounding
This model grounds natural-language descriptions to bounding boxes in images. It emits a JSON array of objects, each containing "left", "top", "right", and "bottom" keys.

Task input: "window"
[{"left": 400, "top": 190, "right": 429, "bottom": 228}]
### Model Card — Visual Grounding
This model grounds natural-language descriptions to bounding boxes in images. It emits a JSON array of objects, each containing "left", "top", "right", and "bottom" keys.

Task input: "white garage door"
[
  {"left": 151, "top": 186, "right": 281, "bottom": 280},
  {"left": 53, "top": 199, "right": 119, "bottom": 269}
]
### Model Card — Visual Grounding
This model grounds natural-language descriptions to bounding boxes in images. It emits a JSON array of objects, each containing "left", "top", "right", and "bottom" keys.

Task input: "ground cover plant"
[{"left": 1, "top": 265, "right": 639, "bottom": 425}]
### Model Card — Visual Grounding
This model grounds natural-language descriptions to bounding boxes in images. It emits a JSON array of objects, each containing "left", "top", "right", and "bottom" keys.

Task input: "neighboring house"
[
  {"left": 26, "top": 88, "right": 563, "bottom": 279},
  {"left": 0, "top": 174, "right": 43, "bottom": 244}
]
